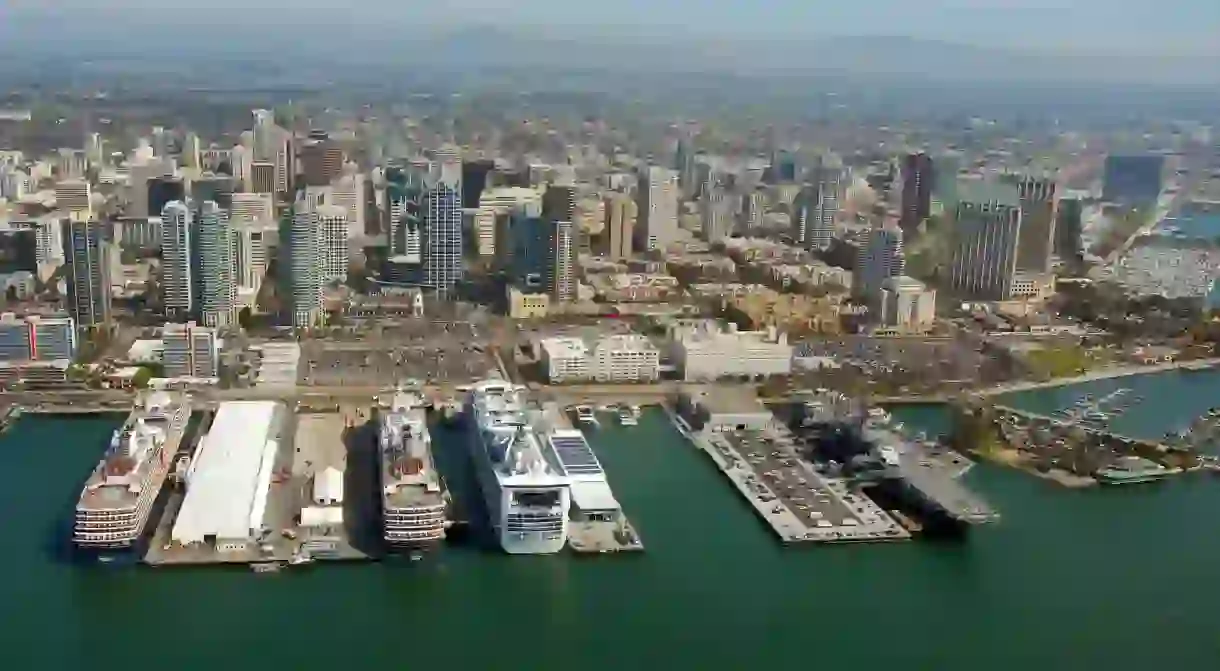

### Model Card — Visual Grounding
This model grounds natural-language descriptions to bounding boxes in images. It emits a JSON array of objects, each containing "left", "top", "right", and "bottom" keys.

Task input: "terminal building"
[
  {"left": 668, "top": 321, "right": 791, "bottom": 381},
  {"left": 0, "top": 313, "right": 77, "bottom": 388},
  {"left": 170, "top": 401, "right": 285, "bottom": 553},
  {"left": 538, "top": 334, "right": 660, "bottom": 384}
]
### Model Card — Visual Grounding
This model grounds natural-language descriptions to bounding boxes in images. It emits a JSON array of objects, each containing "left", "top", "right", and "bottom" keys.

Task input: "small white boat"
[
  {"left": 574, "top": 405, "right": 599, "bottom": 427},
  {"left": 289, "top": 549, "right": 313, "bottom": 566},
  {"left": 618, "top": 405, "right": 640, "bottom": 426}
]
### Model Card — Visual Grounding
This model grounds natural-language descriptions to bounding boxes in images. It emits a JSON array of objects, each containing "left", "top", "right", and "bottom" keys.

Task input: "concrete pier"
[
  {"left": 670, "top": 410, "right": 909, "bottom": 544},
  {"left": 145, "top": 409, "right": 374, "bottom": 568}
]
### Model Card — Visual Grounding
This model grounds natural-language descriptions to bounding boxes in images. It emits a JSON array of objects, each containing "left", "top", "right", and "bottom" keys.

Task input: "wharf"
[
  {"left": 545, "top": 402, "right": 646, "bottom": 554},
  {"left": 993, "top": 405, "right": 1163, "bottom": 450},
  {"left": 145, "top": 408, "right": 374, "bottom": 567},
  {"left": 862, "top": 424, "right": 999, "bottom": 525},
  {"left": 670, "top": 411, "right": 910, "bottom": 544}
]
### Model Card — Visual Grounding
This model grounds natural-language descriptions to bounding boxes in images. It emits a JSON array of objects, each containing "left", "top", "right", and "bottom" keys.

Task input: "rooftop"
[{"left": 171, "top": 401, "right": 282, "bottom": 544}]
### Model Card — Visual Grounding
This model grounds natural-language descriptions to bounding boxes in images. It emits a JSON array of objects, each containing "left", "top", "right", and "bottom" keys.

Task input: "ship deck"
[
  {"left": 77, "top": 404, "right": 188, "bottom": 513},
  {"left": 862, "top": 425, "right": 999, "bottom": 524}
]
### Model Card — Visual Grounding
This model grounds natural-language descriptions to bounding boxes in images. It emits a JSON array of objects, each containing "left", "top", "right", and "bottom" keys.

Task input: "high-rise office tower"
[
  {"left": 189, "top": 174, "right": 235, "bottom": 209},
  {"left": 674, "top": 136, "right": 696, "bottom": 196},
  {"left": 315, "top": 204, "right": 349, "bottom": 284},
  {"left": 601, "top": 193, "right": 636, "bottom": 260},
  {"left": 900, "top": 152, "right": 934, "bottom": 231},
  {"left": 634, "top": 166, "right": 679, "bottom": 252},
  {"left": 55, "top": 179, "right": 93, "bottom": 220},
  {"left": 299, "top": 139, "right": 345, "bottom": 187},
  {"left": 854, "top": 222, "right": 906, "bottom": 299},
  {"left": 461, "top": 159, "right": 495, "bottom": 209},
  {"left": 1003, "top": 174, "right": 1057, "bottom": 273},
  {"left": 234, "top": 223, "right": 272, "bottom": 293},
  {"left": 57, "top": 148, "right": 88, "bottom": 180},
  {"left": 62, "top": 219, "right": 112, "bottom": 328},
  {"left": 85, "top": 133, "right": 105, "bottom": 168},
  {"left": 949, "top": 182, "right": 1022, "bottom": 300},
  {"left": 330, "top": 173, "right": 366, "bottom": 240},
  {"left": 546, "top": 218, "right": 577, "bottom": 303},
  {"left": 285, "top": 209, "right": 322, "bottom": 327},
  {"left": 127, "top": 158, "right": 175, "bottom": 219},
  {"left": 509, "top": 203, "right": 547, "bottom": 291},
  {"left": 739, "top": 189, "right": 764, "bottom": 232},
  {"left": 700, "top": 180, "right": 734, "bottom": 244},
  {"left": 229, "top": 193, "right": 275, "bottom": 226},
  {"left": 160, "top": 201, "right": 195, "bottom": 319},
  {"left": 1055, "top": 197, "right": 1084, "bottom": 264},
  {"left": 1102, "top": 155, "right": 1164, "bottom": 207},
  {"left": 182, "top": 132, "right": 202, "bottom": 170},
  {"left": 420, "top": 168, "right": 463, "bottom": 297},
  {"left": 250, "top": 162, "right": 276, "bottom": 194},
  {"left": 195, "top": 201, "right": 237, "bottom": 328},
  {"left": 147, "top": 176, "right": 186, "bottom": 220},
  {"left": 793, "top": 160, "right": 840, "bottom": 252},
  {"left": 151, "top": 127, "right": 171, "bottom": 159}
]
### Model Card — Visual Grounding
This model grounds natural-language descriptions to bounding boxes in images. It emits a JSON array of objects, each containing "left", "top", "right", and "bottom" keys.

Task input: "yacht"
[
  {"left": 380, "top": 388, "right": 449, "bottom": 552},
  {"left": 466, "top": 380, "right": 571, "bottom": 554},
  {"left": 618, "top": 405, "right": 640, "bottom": 427},
  {"left": 573, "top": 405, "right": 599, "bottom": 428},
  {"left": 1095, "top": 456, "right": 1181, "bottom": 485},
  {"left": 73, "top": 392, "right": 190, "bottom": 554}
]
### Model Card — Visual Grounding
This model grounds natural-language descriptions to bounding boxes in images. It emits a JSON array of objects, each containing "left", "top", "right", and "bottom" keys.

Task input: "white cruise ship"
[
  {"left": 380, "top": 388, "right": 448, "bottom": 552},
  {"left": 74, "top": 392, "right": 190, "bottom": 552},
  {"left": 466, "top": 380, "right": 571, "bottom": 554}
]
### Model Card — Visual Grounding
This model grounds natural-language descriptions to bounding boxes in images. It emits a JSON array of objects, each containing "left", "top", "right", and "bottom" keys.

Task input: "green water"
[{"left": 3, "top": 395, "right": 1220, "bottom": 669}]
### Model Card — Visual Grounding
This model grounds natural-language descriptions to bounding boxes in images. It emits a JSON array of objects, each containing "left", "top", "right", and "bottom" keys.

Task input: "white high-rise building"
[
  {"left": 315, "top": 204, "right": 349, "bottom": 285},
  {"left": 229, "top": 192, "right": 275, "bottom": 226},
  {"left": 854, "top": 223, "right": 906, "bottom": 300},
  {"left": 635, "top": 166, "right": 679, "bottom": 252},
  {"left": 182, "top": 132, "right": 202, "bottom": 170},
  {"left": 700, "top": 185, "right": 733, "bottom": 244},
  {"left": 234, "top": 222, "right": 272, "bottom": 293},
  {"left": 793, "top": 159, "right": 841, "bottom": 252},
  {"left": 330, "top": 173, "right": 365, "bottom": 240},
  {"left": 286, "top": 209, "right": 322, "bottom": 327},
  {"left": 196, "top": 201, "right": 237, "bottom": 328},
  {"left": 949, "top": 182, "right": 1023, "bottom": 301},
  {"left": 546, "top": 219, "right": 577, "bottom": 303},
  {"left": 160, "top": 201, "right": 195, "bottom": 318},
  {"left": 230, "top": 144, "right": 253, "bottom": 190}
]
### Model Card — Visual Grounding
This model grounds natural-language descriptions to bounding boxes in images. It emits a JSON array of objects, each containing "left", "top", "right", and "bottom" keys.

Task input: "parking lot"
[
  {"left": 301, "top": 323, "right": 499, "bottom": 387},
  {"left": 795, "top": 335, "right": 1015, "bottom": 391}
]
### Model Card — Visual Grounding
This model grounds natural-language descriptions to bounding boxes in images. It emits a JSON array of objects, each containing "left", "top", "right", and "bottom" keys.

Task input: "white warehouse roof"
[{"left": 171, "top": 401, "right": 281, "bottom": 545}]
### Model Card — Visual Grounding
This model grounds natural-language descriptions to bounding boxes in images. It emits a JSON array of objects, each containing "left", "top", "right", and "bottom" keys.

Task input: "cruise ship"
[
  {"left": 466, "top": 380, "right": 571, "bottom": 554},
  {"left": 380, "top": 388, "right": 449, "bottom": 552},
  {"left": 73, "top": 392, "right": 190, "bottom": 553}
]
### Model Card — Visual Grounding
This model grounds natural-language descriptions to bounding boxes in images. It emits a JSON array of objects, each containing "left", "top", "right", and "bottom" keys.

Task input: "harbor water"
[{"left": 3, "top": 386, "right": 1220, "bottom": 669}]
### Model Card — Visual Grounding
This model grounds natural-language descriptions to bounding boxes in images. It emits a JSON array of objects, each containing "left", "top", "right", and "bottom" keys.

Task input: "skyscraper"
[
  {"left": 147, "top": 176, "right": 186, "bottom": 220},
  {"left": 700, "top": 183, "right": 733, "bottom": 244},
  {"left": 546, "top": 218, "right": 577, "bottom": 303},
  {"left": 1003, "top": 174, "right": 1057, "bottom": 274},
  {"left": 1055, "top": 197, "right": 1084, "bottom": 265},
  {"left": 285, "top": 209, "right": 322, "bottom": 327},
  {"left": 62, "top": 219, "right": 111, "bottom": 328},
  {"left": 315, "top": 204, "right": 349, "bottom": 285},
  {"left": 509, "top": 203, "right": 547, "bottom": 291},
  {"left": 298, "top": 139, "right": 345, "bottom": 187},
  {"left": 854, "top": 223, "right": 906, "bottom": 300},
  {"left": 461, "top": 159, "right": 495, "bottom": 209},
  {"left": 195, "top": 201, "right": 237, "bottom": 328},
  {"left": 160, "top": 201, "right": 195, "bottom": 319},
  {"left": 900, "top": 152, "right": 934, "bottom": 231},
  {"left": 949, "top": 182, "right": 1022, "bottom": 300},
  {"left": 601, "top": 193, "right": 636, "bottom": 260},
  {"left": 793, "top": 160, "right": 840, "bottom": 252},
  {"left": 420, "top": 168, "right": 463, "bottom": 297},
  {"left": 634, "top": 166, "right": 679, "bottom": 252},
  {"left": 330, "top": 173, "right": 366, "bottom": 240}
]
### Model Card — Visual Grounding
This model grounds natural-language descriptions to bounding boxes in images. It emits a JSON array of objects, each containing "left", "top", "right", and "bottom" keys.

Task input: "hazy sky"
[{"left": 3, "top": 0, "right": 1218, "bottom": 53}]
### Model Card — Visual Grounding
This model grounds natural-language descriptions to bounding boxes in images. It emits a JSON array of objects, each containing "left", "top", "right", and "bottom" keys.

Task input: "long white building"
[
  {"left": 539, "top": 334, "right": 660, "bottom": 384},
  {"left": 170, "top": 401, "right": 283, "bottom": 552},
  {"left": 669, "top": 321, "right": 791, "bottom": 381}
]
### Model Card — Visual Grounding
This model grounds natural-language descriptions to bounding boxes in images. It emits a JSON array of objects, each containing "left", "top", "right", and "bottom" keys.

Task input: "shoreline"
[{"left": 980, "top": 358, "right": 1220, "bottom": 397}]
